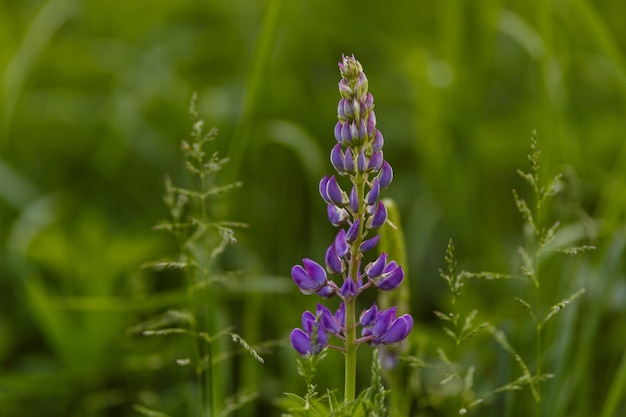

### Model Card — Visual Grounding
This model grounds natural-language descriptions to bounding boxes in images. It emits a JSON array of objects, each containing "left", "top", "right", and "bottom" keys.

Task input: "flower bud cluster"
[{"left": 290, "top": 55, "right": 412, "bottom": 355}]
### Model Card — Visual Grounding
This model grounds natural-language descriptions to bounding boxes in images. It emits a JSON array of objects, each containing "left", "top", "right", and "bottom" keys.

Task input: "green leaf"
[{"left": 280, "top": 392, "right": 327, "bottom": 417}]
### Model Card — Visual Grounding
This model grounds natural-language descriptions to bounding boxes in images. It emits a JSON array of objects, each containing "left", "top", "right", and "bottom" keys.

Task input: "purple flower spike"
[
  {"left": 331, "top": 144, "right": 345, "bottom": 173},
  {"left": 378, "top": 161, "right": 393, "bottom": 189},
  {"left": 360, "top": 234, "right": 380, "bottom": 252},
  {"left": 365, "top": 178, "right": 380, "bottom": 206},
  {"left": 366, "top": 201, "right": 387, "bottom": 230},
  {"left": 327, "top": 204, "right": 348, "bottom": 227},
  {"left": 346, "top": 219, "right": 360, "bottom": 243},
  {"left": 334, "top": 229, "right": 349, "bottom": 257},
  {"left": 325, "top": 244, "right": 344, "bottom": 274},
  {"left": 290, "top": 55, "right": 409, "bottom": 357},
  {"left": 340, "top": 278, "right": 356, "bottom": 300},
  {"left": 292, "top": 259, "right": 327, "bottom": 295},
  {"left": 326, "top": 176, "right": 348, "bottom": 206}
]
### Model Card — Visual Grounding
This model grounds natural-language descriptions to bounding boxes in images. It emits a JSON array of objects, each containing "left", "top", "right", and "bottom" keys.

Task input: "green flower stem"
[
  {"left": 344, "top": 169, "right": 366, "bottom": 403},
  {"left": 344, "top": 298, "right": 357, "bottom": 403}
]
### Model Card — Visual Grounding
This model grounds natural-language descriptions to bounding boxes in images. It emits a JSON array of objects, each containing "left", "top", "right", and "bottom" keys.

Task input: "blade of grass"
[
  {"left": 601, "top": 347, "right": 626, "bottom": 417},
  {"left": 1, "top": 0, "right": 79, "bottom": 138},
  {"left": 225, "top": 0, "right": 284, "bottom": 183}
]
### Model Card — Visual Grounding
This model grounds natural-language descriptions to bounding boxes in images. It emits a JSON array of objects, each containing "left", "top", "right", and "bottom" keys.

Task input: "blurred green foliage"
[{"left": 1, "top": 0, "right": 625, "bottom": 416}]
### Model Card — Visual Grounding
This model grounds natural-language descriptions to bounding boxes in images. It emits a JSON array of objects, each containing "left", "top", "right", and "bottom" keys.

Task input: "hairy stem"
[
  {"left": 344, "top": 298, "right": 357, "bottom": 403},
  {"left": 344, "top": 170, "right": 366, "bottom": 403}
]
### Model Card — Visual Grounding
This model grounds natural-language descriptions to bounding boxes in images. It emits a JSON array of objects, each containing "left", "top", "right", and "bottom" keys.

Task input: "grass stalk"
[
  {"left": 199, "top": 152, "right": 221, "bottom": 417},
  {"left": 225, "top": 0, "right": 284, "bottom": 183}
]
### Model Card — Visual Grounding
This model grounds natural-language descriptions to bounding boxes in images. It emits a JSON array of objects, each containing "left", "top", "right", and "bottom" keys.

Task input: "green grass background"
[{"left": 1, "top": 0, "right": 625, "bottom": 416}]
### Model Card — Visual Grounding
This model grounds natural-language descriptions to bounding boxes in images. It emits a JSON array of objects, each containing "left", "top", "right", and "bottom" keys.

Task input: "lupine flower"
[
  {"left": 360, "top": 235, "right": 380, "bottom": 252},
  {"left": 366, "top": 201, "right": 387, "bottom": 230},
  {"left": 366, "top": 253, "right": 404, "bottom": 291},
  {"left": 378, "top": 161, "right": 393, "bottom": 189},
  {"left": 325, "top": 244, "right": 344, "bottom": 275},
  {"left": 359, "top": 303, "right": 379, "bottom": 327},
  {"left": 290, "top": 55, "right": 412, "bottom": 359},
  {"left": 318, "top": 303, "right": 343, "bottom": 335},
  {"left": 340, "top": 277, "right": 357, "bottom": 300},
  {"left": 361, "top": 305, "right": 413, "bottom": 346},
  {"left": 290, "top": 310, "right": 328, "bottom": 355},
  {"left": 291, "top": 258, "right": 330, "bottom": 296},
  {"left": 327, "top": 204, "right": 348, "bottom": 226}
]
